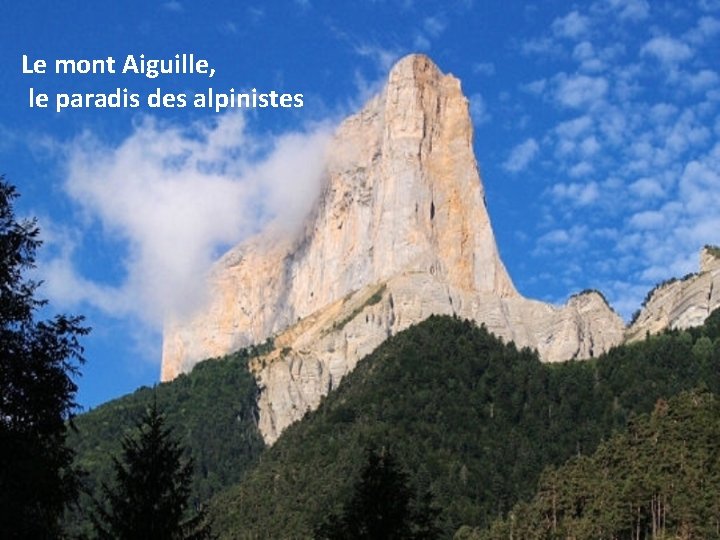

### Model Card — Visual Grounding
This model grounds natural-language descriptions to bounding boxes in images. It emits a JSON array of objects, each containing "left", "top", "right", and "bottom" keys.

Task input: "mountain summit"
[{"left": 162, "top": 54, "right": 626, "bottom": 442}]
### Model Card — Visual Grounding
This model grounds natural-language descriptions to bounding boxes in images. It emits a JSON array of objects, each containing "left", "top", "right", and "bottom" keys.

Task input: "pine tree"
[
  {"left": 0, "top": 177, "right": 89, "bottom": 538},
  {"left": 316, "top": 446, "right": 441, "bottom": 540},
  {"left": 92, "top": 401, "right": 212, "bottom": 539}
]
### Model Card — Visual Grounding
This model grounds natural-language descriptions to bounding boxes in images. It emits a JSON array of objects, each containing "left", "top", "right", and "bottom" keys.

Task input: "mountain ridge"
[{"left": 161, "top": 54, "right": 718, "bottom": 444}]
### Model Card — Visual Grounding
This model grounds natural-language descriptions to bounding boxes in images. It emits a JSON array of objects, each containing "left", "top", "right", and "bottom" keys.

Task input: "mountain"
[
  {"left": 626, "top": 245, "right": 720, "bottom": 342},
  {"left": 162, "top": 54, "right": 626, "bottom": 443},
  {"left": 67, "top": 309, "right": 720, "bottom": 537},
  {"left": 206, "top": 311, "right": 720, "bottom": 538}
]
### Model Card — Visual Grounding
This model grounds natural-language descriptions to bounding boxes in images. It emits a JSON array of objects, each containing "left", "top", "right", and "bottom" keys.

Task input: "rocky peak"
[
  {"left": 162, "top": 54, "right": 625, "bottom": 442},
  {"left": 701, "top": 245, "right": 720, "bottom": 273},
  {"left": 626, "top": 247, "right": 720, "bottom": 342}
]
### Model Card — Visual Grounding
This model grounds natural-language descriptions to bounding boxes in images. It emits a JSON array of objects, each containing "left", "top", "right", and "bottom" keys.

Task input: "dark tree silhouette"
[
  {"left": 0, "top": 177, "right": 89, "bottom": 538},
  {"left": 92, "top": 401, "right": 213, "bottom": 540},
  {"left": 316, "top": 446, "right": 441, "bottom": 540}
]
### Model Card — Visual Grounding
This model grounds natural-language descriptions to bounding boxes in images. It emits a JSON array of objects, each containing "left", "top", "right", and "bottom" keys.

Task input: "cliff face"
[
  {"left": 626, "top": 248, "right": 720, "bottom": 342},
  {"left": 162, "top": 54, "right": 626, "bottom": 443}
]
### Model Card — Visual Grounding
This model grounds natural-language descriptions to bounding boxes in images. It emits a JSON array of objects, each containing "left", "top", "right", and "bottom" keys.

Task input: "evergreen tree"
[
  {"left": 92, "top": 401, "right": 212, "bottom": 539},
  {"left": 0, "top": 177, "right": 88, "bottom": 538},
  {"left": 316, "top": 446, "right": 441, "bottom": 540}
]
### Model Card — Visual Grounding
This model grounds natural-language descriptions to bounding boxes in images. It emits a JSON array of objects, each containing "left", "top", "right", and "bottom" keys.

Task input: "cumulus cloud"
[
  {"left": 685, "top": 16, "right": 720, "bottom": 45},
  {"left": 629, "top": 177, "right": 665, "bottom": 198},
  {"left": 503, "top": 138, "right": 539, "bottom": 173},
  {"left": 555, "top": 74, "right": 608, "bottom": 108},
  {"left": 516, "top": 2, "right": 718, "bottom": 318},
  {"left": 640, "top": 36, "right": 694, "bottom": 65},
  {"left": 552, "top": 11, "right": 591, "bottom": 39},
  {"left": 551, "top": 181, "right": 600, "bottom": 205},
  {"left": 44, "top": 113, "right": 333, "bottom": 328}
]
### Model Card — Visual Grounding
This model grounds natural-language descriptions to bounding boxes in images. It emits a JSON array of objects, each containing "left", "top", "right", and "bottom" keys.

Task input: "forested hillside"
[
  {"left": 65, "top": 345, "right": 268, "bottom": 535},
  {"left": 66, "top": 310, "right": 720, "bottom": 538},
  {"left": 474, "top": 390, "right": 720, "bottom": 539},
  {"left": 208, "top": 311, "right": 720, "bottom": 538}
]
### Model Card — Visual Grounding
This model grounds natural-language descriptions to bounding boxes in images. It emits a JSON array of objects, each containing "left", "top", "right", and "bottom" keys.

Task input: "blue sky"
[{"left": 1, "top": 0, "right": 719, "bottom": 409}]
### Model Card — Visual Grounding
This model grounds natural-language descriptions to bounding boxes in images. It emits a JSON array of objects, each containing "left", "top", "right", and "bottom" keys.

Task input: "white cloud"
[
  {"left": 688, "top": 69, "right": 720, "bottom": 92},
  {"left": 569, "top": 161, "right": 595, "bottom": 177},
  {"left": 555, "top": 74, "right": 608, "bottom": 108},
  {"left": 686, "top": 16, "right": 720, "bottom": 44},
  {"left": 469, "top": 93, "right": 491, "bottom": 125},
  {"left": 523, "top": 78, "right": 547, "bottom": 95},
  {"left": 551, "top": 181, "right": 599, "bottom": 205},
  {"left": 354, "top": 43, "right": 402, "bottom": 72},
  {"left": 679, "top": 145, "right": 720, "bottom": 212},
  {"left": 413, "top": 33, "right": 431, "bottom": 50},
  {"left": 640, "top": 36, "right": 694, "bottom": 65},
  {"left": 552, "top": 11, "right": 591, "bottom": 39},
  {"left": 503, "top": 138, "right": 539, "bottom": 173},
  {"left": 556, "top": 115, "right": 593, "bottom": 139},
  {"left": 423, "top": 15, "right": 447, "bottom": 37},
  {"left": 605, "top": 0, "right": 650, "bottom": 21},
  {"left": 162, "top": 1, "right": 183, "bottom": 12},
  {"left": 46, "top": 113, "right": 333, "bottom": 328},
  {"left": 629, "top": 177, "right": 665, "bottom": 198},
  {"left": 629, "top": 210, "right": 666, "bottom": 229},
  {"left": 535, "top": 225, "right": 589, "bottom": 254},
  {"left": 521, "top": 37, "right": 563, "bottom": 56},
  {"left": 472, "top": 62, "right": 495, "bottom": 76}
]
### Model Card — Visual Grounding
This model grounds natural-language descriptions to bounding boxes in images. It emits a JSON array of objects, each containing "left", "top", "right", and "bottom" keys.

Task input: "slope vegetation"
[
  {"left": 208, "top": 311, "right": 720, "bottom": 538},
  {"left": 65, "top": 345, "right": 268, "bottom": 535},
  {"left": 476, "top": 390, "right": 720, "bottom": 539}
]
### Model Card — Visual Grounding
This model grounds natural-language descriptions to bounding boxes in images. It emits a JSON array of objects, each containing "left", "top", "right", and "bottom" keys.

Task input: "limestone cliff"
[
  {"left": 625, "top": 247, "right": 720, "bottom": 342},
  {"left": 162, "top": 54, "right": 625, "bottom": 443}
]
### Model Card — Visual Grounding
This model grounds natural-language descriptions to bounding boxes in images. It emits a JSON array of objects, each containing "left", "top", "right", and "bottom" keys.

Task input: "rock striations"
[
  {"left": 162, "top": 54, "right": 629, "bottom": 443},
  {"left": 625, "top": 247, "right": 720, "bottom": 342}
]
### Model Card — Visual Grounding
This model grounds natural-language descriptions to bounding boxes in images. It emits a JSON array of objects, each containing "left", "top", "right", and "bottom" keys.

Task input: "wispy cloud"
[
  {"left": 473, "top": 62, "right": 495, "bottom": 76},
  {"left": 423, "top": 15, "right": 447, "bottom": 37},
  {"left": 469, "top": 93, "right": 491, "bottom": 125},
  {"left": 354, "top": 43, "right": 403, "bottom": 72},
  {"left": 161, "top": 1, "right": 183, "bottom": 13},
  {"left": 42, "top": 114, "right": 333, "bottom": 329},
  {"left": 604, "top": 0, "right": 650, "bottom": 22},
  {"left": 504, "top": 138, "right": 539, "bottom": 173}
]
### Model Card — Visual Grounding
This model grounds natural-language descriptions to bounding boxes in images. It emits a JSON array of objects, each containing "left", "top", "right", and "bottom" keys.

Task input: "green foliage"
[
  {"left": 0, "top": 177, "right": 89, "bottom": 538},
  {"left": 316, "top": 445, "right": 442, "bottom": 540},
  {"left": 66, "top": 348, "right": 265, "bottom": 535},
  {"left": 209, "top": 311, "right": 720, "bottom": 538},
  {"left": 480, "top": 391, "right": 720, "bottom": 540},
  {"left": 335, "top": 283, "right": 387, "bottom": 331},
  {"left": 572, "top": 288, "right": 611, "bottom": 307},
  {"left": 92, "top": 402, "right": 213, "bottom": 539},
  {"left": 705, "top": 244, "right": 720, "bottom": 259}
]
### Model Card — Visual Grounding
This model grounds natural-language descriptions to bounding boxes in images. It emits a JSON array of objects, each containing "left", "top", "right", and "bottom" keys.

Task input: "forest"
[{"left": 67, "top": 309, "right": 720, "bottom": 538}]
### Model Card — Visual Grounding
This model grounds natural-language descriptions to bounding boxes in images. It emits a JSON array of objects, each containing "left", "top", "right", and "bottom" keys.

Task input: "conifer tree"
[
  {"left": 92, "top": 401, "right": 212, "bottom": 539},
  {"left": 0, "top": 177, "right": 88, "bottom": 538},
  {"left": 316, "top": 446, "right": 441, "bottom": 540}
]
